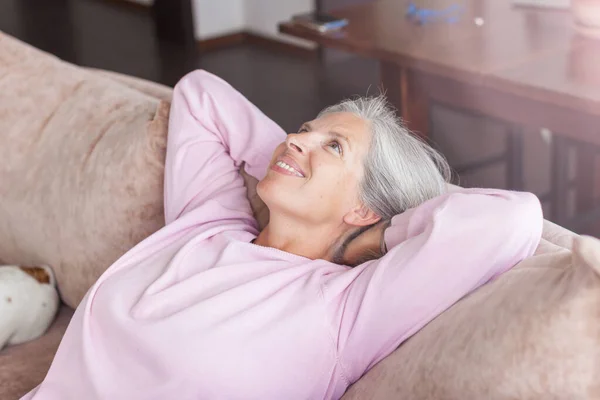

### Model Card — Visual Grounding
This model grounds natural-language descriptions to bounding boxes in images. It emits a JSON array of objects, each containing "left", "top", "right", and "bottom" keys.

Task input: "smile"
[{"left": 273, "top": 160, "right": 305, "bottom": 177}]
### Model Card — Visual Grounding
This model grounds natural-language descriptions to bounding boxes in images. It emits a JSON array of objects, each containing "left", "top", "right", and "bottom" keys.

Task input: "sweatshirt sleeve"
[
  {"left": 322, "top": 188, "right": 543, "bottom": 383},
  {"left": 164, "top": 70, "right": 286, "bottom": 224}
]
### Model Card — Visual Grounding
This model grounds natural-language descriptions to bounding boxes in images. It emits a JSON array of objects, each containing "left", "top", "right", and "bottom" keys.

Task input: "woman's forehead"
[{"left": 308, "top": 112, "right": 369, "bottom": 136}]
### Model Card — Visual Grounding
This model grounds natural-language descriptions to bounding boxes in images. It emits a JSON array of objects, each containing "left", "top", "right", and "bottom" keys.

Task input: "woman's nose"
[{"left": 286, "top": 134, "right": 305, "bottom": 154}]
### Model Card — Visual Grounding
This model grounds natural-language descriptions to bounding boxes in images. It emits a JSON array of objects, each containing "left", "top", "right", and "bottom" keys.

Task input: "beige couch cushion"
[
  {"left": 0, "top": 306, "right": 73, "bottom": 400},
  {"left": 87, "top": 68, "right": 173, "bottom": 103},
  {"left": 343, "top": 228, "right": 600, "bottom": 400},
  {"left": 0, "top": 32, "right": 169, "bottom": 308}
]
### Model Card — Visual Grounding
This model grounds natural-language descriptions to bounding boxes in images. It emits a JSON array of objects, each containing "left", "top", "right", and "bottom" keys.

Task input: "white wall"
[
  {"left": 245, "top": 0, "right": 315, "bottom": 48},
  {"left": 193, "top": 0, "right": 246, "bottom": 40}
]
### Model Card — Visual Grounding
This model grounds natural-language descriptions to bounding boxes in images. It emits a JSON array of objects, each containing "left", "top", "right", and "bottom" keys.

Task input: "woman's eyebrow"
[{"left": 303, "top": 123, "right": 351, "bottom": 151}]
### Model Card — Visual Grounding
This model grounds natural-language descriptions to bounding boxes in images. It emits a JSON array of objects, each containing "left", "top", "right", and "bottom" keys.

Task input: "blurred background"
[{"left": 1, "top": 0, "right": 599, "bottom": 236}]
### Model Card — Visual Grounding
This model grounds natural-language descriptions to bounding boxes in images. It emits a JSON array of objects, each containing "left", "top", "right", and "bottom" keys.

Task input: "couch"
[{"left": 1, "top": 32, "right": 599, "bottom": 399}]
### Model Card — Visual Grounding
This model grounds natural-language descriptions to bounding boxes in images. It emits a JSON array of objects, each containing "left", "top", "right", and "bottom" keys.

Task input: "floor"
[{"left": 1, "top": 0, "right": 597, "bottom": 236}]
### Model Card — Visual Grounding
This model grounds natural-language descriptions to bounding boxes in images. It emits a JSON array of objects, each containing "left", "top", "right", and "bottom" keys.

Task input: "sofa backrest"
[{"left": 0, "top": 32, "right": 169, "bottom": 308}]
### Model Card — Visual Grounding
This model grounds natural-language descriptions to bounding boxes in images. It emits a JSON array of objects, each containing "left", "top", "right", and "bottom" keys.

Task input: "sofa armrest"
[{"left": 85, "top": 68, "right": 173, "bottom": 102}]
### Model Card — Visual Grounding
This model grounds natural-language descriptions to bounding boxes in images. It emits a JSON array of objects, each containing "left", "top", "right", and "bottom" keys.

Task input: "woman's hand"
[
  {"left": 342, "top": 220, "right": 389, "bottom": 266},
  {"left": 240, "top": 164, "right": 270, "bottom": 230}
]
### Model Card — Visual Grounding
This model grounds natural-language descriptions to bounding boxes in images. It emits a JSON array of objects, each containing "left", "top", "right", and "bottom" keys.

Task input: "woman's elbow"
[{"left": 505, "top": 191, "right": 544, "bottom": 257}]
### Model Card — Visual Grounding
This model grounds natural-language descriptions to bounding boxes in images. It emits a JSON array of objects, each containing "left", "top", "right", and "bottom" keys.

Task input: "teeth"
[
  {"left": 276, "top": 161, "right": 302, "bottom": 176},
  {"left": 277, "top": 161, "right": 293, "bottom": 171}
]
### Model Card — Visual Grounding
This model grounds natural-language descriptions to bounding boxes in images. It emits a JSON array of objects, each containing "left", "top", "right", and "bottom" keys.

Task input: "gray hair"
[{"left": 318, "top": 95, "right": 451, "bottom": 220}]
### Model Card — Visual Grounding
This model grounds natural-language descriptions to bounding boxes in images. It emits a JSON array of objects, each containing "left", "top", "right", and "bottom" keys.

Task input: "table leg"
[
  {"left": 380, "top": 62, "right": 429, "bottom": 138},
  {"left": 576, "top": 143, "right": 597, "bottom": 213},
  {"left": 551, "top": 136, "right": 570, "bottom": 225},
  {"left": 506, "top": 127, "right": 525, "bottom": 191}
]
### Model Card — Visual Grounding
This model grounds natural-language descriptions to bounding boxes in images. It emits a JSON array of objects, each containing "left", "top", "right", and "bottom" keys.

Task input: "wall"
[
  {"left": 193, "top": 0, "right": 245, "bottom": 40},
  {"left": 245, "top": 0, "right": 315, "bottom": 48},
  {"left": 124, "top": 0, "right": 315, "bottom": 46}
]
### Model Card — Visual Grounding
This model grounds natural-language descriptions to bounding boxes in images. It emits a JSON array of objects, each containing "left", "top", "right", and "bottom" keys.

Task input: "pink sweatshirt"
[{"left": 23, "top": 70, "right": 542, "bottom": 400}]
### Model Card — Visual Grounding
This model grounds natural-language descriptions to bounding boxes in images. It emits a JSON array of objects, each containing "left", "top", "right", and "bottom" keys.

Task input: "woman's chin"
[
  {"left": 257, "top": 181, "right": 299, "bottom": 216},
  {"left": 256, "top": 175, "right": 272, "bottom": 193},
  {"left": 259, "top": 171, "right": 294, "bottom": 191},
  {"left": 256, "top": 178, "right": 279, "bottom": 207}
]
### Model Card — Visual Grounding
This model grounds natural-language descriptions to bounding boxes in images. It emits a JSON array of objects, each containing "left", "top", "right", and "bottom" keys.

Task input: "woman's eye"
[
  {"left": 329, "top": 141, "right": 342, "bottom": 154},
  {"left": 297, "top": 127, "right": 308, "bottom": 134}
]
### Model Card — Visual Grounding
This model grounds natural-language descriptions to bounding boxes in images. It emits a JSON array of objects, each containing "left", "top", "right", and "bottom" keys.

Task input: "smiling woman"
[
  {"left": 256, "top": 110, "right": 378, "bottom": 261},
  {"left": 255, "top": 95, "right": 450, "bottom": 264},
  {"left": 24, "top": 70, "right": 543, "bottom": 400}
]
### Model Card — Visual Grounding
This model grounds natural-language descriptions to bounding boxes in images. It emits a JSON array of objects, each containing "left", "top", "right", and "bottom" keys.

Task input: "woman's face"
[{"left": 257, "top": 112, "right": 373, "bottom": 227}]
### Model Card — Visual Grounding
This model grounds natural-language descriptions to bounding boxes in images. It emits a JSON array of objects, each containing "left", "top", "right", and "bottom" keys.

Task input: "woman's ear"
[{"left": 343, "top": 204, "right": 381, "bottom": 227}]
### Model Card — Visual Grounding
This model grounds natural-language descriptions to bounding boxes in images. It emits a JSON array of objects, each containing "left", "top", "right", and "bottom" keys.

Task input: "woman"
[{"left": 24, "top": 71, "right": 542, "bottom": 400}]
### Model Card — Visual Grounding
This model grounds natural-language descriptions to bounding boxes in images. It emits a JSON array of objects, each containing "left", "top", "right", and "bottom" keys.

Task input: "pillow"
[
  {"left": 343, "top": 230, "right": 600, "bottom": 399},
  {"left": 0, "top": 32, "right": 169, "bottom": 308}
]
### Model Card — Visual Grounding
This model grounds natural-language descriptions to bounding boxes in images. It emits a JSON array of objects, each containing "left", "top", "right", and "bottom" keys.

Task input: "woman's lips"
[
  {"left": 271, "top": 154, "right": 305, "bottom": 177},
  {"left": 271, "top": 162, "right": 303, "bottom": 177}
]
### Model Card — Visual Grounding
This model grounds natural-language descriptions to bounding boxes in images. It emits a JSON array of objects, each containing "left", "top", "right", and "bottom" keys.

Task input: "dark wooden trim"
[
  {"left": 98, "top": 0, "right": 152, "bottom": 12},
  {"left": 315, "top": 0, "right": 323, "bottom": 12},
  {"left": 245, "top": 32, "right": 317, "bottom": 58},
  {"left": 314, "top": 0, "right": 326, "bottom": 61},
  {"left": 17, "top": 0, "right": 77, "bottom": 61},
  {"left": 197, "top": 31, "right": 318, "bottom": 58},
  {"left": 380, "top": 62, "right": 429, "bottom": 139},
  {"left": 399, "top": 67, "right": 429, "bottom": 138},
  {"left": 198, "top": 32, "right": 248, "bottom": 52},
  {"left": 379, "top": 62, "right": 402, "bottom": 114},
  {"left": 153, "top": 0, "right": 195, "bottom": 45},
  {"left": 99, "top": 0, "right": 196, "bottom": 45}
]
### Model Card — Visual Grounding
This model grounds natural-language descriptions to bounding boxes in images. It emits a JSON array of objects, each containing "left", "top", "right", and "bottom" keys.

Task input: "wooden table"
[{"left": 280, "top": 0, "right": 600, "bottom": 229}]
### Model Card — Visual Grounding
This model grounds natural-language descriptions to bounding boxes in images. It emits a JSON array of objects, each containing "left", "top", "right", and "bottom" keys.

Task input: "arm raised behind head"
[{"left": 321, "top": 188, "right": 543, "bottom": 384}]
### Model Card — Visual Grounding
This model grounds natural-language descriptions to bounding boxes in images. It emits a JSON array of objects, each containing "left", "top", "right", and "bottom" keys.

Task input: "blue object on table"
[{"left": 406, "top": 2, "right": 464, "bottom": 25}]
